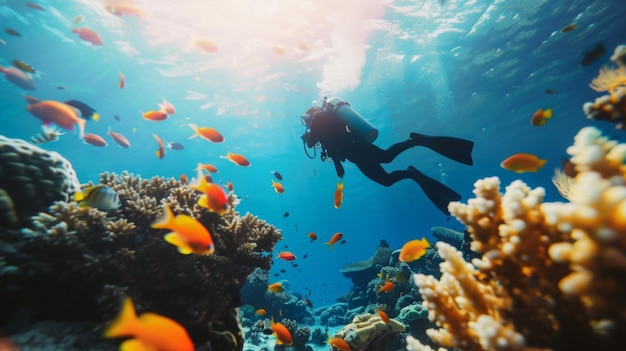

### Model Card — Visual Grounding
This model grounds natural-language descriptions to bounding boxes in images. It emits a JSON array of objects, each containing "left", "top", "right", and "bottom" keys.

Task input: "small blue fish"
[
  {"left": 74, "top": 185, "right": 120, "bottom": 210},
  {"left": 167, "top": 142, "right": 184, "bottom": 150},
  {"left": 271, "top": 170, "right": 283, "bottom": 180}
]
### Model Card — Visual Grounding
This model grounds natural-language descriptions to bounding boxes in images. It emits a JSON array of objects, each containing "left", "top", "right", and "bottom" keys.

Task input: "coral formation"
[
  {"left": 0, "top": 171, "right": 282, "bottom": 350},
  {"left": 584, "top": 50, "right": 626, "bottom": 129},
  {"left": 340, "top": 239, "right": 393, "bottom": 287},
  {"left": 410, "top": 126, "right": 626, "bottom": 350},
  {"left": 334, "top": 312, "right": 406, "bottom": 351},
  {"left": 0, "top": 135, "right": 80, "bottom": 228},
  {"left": 430, "top": 226, "right": 464, "bottom": 248}
]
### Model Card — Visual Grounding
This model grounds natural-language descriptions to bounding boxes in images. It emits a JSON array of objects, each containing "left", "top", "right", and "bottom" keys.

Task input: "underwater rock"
[{"left": 0, "top": 135, "right": 80, "bottom": 227}]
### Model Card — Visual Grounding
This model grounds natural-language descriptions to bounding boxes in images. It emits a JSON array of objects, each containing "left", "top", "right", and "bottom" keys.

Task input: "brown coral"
[{"left": 0, "top": 171, "right": 282, "bottom": 351}]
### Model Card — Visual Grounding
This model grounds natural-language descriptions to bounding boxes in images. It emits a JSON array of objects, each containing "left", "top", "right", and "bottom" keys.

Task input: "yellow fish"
[{"left": 399, "top": 237, "right": 430, "bottom": 262}]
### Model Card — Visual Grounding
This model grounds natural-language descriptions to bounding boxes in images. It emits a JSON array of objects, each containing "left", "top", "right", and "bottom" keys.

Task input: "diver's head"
[{"left": 301, "top": 106, "right": 321, "bottom": 127}]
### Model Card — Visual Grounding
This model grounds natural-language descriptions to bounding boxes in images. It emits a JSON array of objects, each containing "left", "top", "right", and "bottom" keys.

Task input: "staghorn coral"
[
  {"left": 0, "top": 135, "right": 80, "bottom": 227},
  {"left": 410, "top": 126, "right": 626, "bottom": 351},
  {"left": 0, "top": 171, "right": 282, "bottom": 351}
]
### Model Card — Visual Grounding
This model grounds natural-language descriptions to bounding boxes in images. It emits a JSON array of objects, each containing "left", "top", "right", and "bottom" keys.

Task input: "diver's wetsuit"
[{"left": 304, "top": 108, "right": 474, "bottom": 215}]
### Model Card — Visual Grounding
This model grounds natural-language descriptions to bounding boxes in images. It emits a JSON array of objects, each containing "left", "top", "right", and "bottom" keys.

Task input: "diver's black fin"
[
  {"left": 409, "top": 166, "right": 461, "bottom": 215},
  {"left": 410, "top": 132, "right": 474, "bottom": 165}
]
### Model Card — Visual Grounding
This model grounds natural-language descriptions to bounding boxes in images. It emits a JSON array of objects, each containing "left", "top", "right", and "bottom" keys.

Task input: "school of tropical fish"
[{"left": 2, "top": 1, "right": 626, "bottom": 350}]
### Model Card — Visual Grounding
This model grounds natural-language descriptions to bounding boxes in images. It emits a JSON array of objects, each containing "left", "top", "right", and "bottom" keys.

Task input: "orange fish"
[
  {"left": 307, "top": 232, "right": 317, "bottom": 242},
  {"left": 268, "top": 282, "right": 284, "bottom": 293},
  {"left": 196, "top": 163, "right": 218, "bottom": 173},
  {"left": 399, "top": 237, "right": 430, "bottom": 263},
  {"left": 324, "top": 232, "right": 343, "bottom": 250},
  {"left": 327, "top": 335, "right": 351, "bottom": 351},
  {"left": 561, "top": 23, "right": 577, "bottom": 33},
  {"left": 83, "top": 133, "right": 107, "bottom": 147},
  {"left": 276, "top": 251, "right": 296, "bottom": 261},
  {"left": 530, "top": 108, "right": 553, "bottom": 126},
  {"left": 270, "top": 317, "right": 293, "bottom": 346},
  {"left": 271, "top": 179, "right": 284, "bottom": 194},
  {"left": 179, "top": 174, "right": 188, "bottom": 185},
  {"left": 334, "top": 180, "right": 344, "bottom": 209},
  {"left": 377, "top": 310, "right": 389, "bottom": 323},
  {"left": 151, "top": 204, "right": 214, "bottom": 255},
  {"left": 221, "top": 152, "right": 251, "bottom": 167},
  {"left": 378, "top": 280, "right": 394, "bottom": 293},
  {"left": 188, "top": 123, "right": 224, "bottom": 142},
  {"left": 104, "top": 297, "right": 194, "bottom": 351},
  {"left": 158, "top": 98, "right": 175, "bottom": 115},
  {"left": 152, "top": 134, "right": 165, "bottom": 159},
  {"left": 26, "top": 98, "right": 86, "bottom": 138},
  {"left": 118, "top": 71, "right": 125, "bottom": 89},
  {"left": 225, "top": 181, "right": 234, "bottom": 192},
  {"left": 500, "top": 153, "right": 547, "bottom": 173},
  {"left": 143, "top": 110, "right": 168, "bottom": 121},
  {"left": 273, "top": 46, "right": 287, "bottom": 56},
  {"left": 108, "top": 127, "right": 131, "bottom": 148},
  {"left": 105, "top": 3, "right": 147, "bottom": 18},
  {"left": 255, "top": 308, "right": 266, "bottom": 316},
  {"left": 194, "top": 38, "right": 218, "bottom": 53},
  {"left": 72, "top": 27, "right": 103, "bottom": 46},
  {"left": 189, "top": 166, "right": 229, "bottom": 215},
  {"left": 298, "top": 43, "right": 312, "bottom": 51}
]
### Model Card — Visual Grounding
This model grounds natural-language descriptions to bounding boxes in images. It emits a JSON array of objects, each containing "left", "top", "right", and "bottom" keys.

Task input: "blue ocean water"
[{"left": 1, "top": 0, "right": 625, "bottom": 312}]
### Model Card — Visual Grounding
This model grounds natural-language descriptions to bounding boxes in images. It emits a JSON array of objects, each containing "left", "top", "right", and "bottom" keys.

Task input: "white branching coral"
[{"left": 411, "top": 126, "right": 626, "bottom": 350}]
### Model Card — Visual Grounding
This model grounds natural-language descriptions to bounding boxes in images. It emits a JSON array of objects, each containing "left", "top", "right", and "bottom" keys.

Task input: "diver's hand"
[{"left": 301, "top": 131, "right": 310, "bottom": 143}]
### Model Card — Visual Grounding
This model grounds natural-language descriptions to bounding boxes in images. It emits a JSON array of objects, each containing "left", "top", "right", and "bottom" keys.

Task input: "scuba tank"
[{"left": 322, "top": 97, "right": 378, "bottom": 143}]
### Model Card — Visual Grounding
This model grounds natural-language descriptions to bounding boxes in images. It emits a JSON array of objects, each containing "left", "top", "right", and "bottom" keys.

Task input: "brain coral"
[{"left": 0, "top": 135, "right": 80, "bottom": 227}]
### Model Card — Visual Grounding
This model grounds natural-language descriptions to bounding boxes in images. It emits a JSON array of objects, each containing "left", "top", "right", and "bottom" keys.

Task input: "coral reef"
[
  {"left": 410, "top": 126, "right": 626, "bottom": 350},
  {"left": 430, "top": 226, "right": 464, "bottom": 248},
  {"left": 0, "top": 171, "right": 282, "bottom": 350},
  {"left": 334, "top": 312, "right": 406, "bottom": 351},
  {"left": 583, "top": 51, "right": 626, "bottom": 129},
  {"left": 0, "top": 135, "right": 80, "bottom": 228},
  {"left": 340, "top": 239, "right": 393, "bottom": 287}
]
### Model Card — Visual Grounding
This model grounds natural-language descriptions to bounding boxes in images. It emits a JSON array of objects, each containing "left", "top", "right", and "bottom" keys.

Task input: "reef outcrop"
[
  {"left": 0, "top": 135, "right": 80, "bottom": 228},
  {"left": 334, "top": 312, "right": 406, "bottom": 351},
  {"left": 0, "top": 168, "right": 282, "bottom": 350},
  {"left": 410, "top": 126, "right": 626, "bottom": 351}
]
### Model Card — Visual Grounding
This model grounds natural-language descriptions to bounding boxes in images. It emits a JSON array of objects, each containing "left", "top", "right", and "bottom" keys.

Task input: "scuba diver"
[{"left": 300, "top": 97, "right": 474, "bottom": 215}]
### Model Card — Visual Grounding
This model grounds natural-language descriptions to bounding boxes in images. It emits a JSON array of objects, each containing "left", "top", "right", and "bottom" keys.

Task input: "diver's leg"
[
  {"left": 360, "top": 140, "right": 415, "bottom": 164},
  {"left": 409, "top": 133, "right": 474, "bottom": 165},
  {"left": 407, "top": 166, "right": 461, "bottom": 215},
  {"left": 352, "top": 158, "right": 413, "bottom": 187}
]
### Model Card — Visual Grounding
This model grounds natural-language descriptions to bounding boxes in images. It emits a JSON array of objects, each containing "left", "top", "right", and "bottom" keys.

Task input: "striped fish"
[
  {"left": 74, "top": 185, "right": 121, "bottom": 210},
  {"left": 29, "top": 125, "right": 64, "bottom": 144}
]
